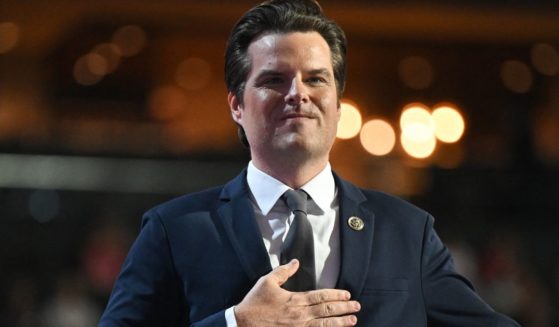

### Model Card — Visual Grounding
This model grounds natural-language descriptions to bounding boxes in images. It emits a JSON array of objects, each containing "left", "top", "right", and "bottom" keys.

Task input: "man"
[{"left": 99, "top": 1, "right": 520, "bottom": 326}]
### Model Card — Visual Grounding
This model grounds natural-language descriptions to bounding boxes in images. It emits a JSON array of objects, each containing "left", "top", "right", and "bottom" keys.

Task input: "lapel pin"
[{"left": 347, "top": 216, "right": 364, "bottom": 231}]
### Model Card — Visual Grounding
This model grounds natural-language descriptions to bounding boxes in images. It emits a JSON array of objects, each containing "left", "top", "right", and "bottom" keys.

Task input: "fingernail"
[
  {"left": 349, "top": 315, "right": 357, "bottom": 325},
  {"left": 344, "top": 291, "right": 351, "bottom": 299},
  {"left": 353, "top": 301, "right": 361, "bottom": 311}
]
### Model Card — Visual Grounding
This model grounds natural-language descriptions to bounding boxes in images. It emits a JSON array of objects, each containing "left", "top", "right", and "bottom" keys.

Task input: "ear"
[{"left": 228, "top": 92, "right": 243, "bottom": 124}]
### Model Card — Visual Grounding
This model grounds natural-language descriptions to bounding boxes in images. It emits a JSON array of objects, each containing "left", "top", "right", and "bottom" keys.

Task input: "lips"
[{"left": 281, "top": 111, "right": 315, "bottom": 120}]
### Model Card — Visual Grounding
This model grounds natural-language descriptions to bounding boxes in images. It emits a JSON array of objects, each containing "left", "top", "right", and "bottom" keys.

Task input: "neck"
[{"left": 251, "top": 155, "right": 328, "bottom": 189}]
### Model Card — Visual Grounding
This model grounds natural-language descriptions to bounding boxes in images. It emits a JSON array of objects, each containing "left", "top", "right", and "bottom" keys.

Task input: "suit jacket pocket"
[
  {"left": 357, "top": 278, "right": 417, "bottom": 326},
  {"left": 361, "top": 277, "right": 409, "bottom": 294}
]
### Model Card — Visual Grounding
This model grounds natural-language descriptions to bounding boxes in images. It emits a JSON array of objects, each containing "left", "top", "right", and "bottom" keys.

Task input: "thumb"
[{"left": 271, "top": 259, "right": 299, "bottom": 286}]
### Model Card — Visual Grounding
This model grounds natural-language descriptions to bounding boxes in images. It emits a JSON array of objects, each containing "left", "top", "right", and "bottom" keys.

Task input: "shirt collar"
[{"left": 246, "top": 161, "right": 336, "bottom": 215}]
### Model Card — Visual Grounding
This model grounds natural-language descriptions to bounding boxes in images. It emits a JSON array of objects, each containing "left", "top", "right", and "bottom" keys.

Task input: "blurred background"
[{"left": 1, "top": 0, "right": 559, "bottom": 326}]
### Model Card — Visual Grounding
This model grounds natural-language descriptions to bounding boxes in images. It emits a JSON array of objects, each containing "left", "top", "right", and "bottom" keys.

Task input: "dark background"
[{"left": 1, "top": 0, "right": 558, "bottom": 326}]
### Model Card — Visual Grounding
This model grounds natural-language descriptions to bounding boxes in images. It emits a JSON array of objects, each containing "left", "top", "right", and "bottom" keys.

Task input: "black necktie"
[{"left": 280, "top": 189, "right": 316, "bottom": 291}]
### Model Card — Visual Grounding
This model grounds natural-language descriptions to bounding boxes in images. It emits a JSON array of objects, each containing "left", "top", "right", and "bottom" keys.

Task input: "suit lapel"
[
  {"left": 334, "top": 175, "right": 375, "bottom": 299},
  {"left": 217, "top": 170, "right": 272, "bottom": 282},
  {"left": 215, "top": 170, "right": 375, "bottom": 297}
]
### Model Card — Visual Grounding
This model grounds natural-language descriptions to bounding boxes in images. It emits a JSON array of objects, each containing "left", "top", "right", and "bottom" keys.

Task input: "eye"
[
  {"left": 261, "top": 76, "right": 284, "bottom": 85},
  {"left": 306, "top": 76, "right": 327, "bottom": 85}
]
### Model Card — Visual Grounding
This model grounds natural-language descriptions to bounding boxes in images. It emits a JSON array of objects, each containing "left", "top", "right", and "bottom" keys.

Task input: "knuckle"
[
  {"left": 307, "top": 292, "right": 319, "bottom": 304},
  {"left": 320, "top": 303, "right": 334, "bottom": 317},
  {"left": 254, "top": 275, "right": 266, "bottom": 288},
  {"left": 259, "top": 274, "right": 273, "bottom": 286},
  {"left": 324, "top": 303, "right": 335, "bottom": 316},
  {"left": 311, "top": 291, "right": 328, "bottom": 304}
]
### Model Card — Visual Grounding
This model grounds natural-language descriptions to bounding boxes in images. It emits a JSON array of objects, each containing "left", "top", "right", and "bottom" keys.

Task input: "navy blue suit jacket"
[{"left": 99, "top": 170, "right": 519, "bottom": 326}]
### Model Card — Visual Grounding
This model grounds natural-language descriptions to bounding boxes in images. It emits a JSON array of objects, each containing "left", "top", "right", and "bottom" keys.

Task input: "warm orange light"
[
  {"left": 399, "top": 103, "right": 437, "bottom": 158},
  {"left": 400, "top": 103, "right": 434, "bottom": 142},
  {"left": 74, "top": 55, "right": 103, "bottom": 86},
  {"left": 93, "top": 43, "right": 121, "bottom": 73},
  {"left": 86, "top": 53, "right": 109, "bottom": 76},
  {"left": 432, "top": 105, "right": 465, "bottom": 143},
  {"left": 175, "top": 57, "right": 212, "bottom": 91},
  {"left": 336, "top": 101, "right": 362, "bottom": 139},
  {"left": 0, "top": 22, "right": 19, "bottom": 54},
  {"left": 112, "top": 25, "right": 146, "bottom": 57},
  {"left": 501, "top": 60, "right": 533, "bottom": 93},
  {"left": 400, "top": 132, "right": 436, "bottom": 159},
  {"left": 531, "top": 43, "right": 559, "bottom": 76},
  {"left": 148, "top": 85, "right": 188, "bottom": 121},
  {"left": 359, "top": 119, "right": 396, "bottom": 156}
]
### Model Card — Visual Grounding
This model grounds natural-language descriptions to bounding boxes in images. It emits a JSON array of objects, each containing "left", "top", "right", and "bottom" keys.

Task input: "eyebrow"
[
  {"left": 307, "top": 68, "right": 332, "bottom": 77},
  {"left": 254, "top": 68, "right": 332, "bottom": 80},
  {"left": 254, "top": 69, "right": 283, "bottom": 79}
]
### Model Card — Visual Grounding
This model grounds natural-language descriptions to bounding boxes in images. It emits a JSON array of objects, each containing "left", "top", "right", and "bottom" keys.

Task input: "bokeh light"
[
  {"left": 28, "top": 190, "right": 60, "bottom": 223},
  {"left": 74, "top": 54, "right": 104, "bottom": 85},
  {"left": 400, "top": 131, "right": 437, "bottom": 159},
  {"left": 501, "top": 60, "right": 533, "bottom": 93},
  {"left": 400, "top": 103, "right": 434, "bottom": 142},
  {"left": 398, "top": 56, "right": 434, "bottom": 90},
  {"left": 359, "top": 119, "right": 396, "bottom": 156},
  {"left": 112, "top": 25, "right": 146, "bottom": 57},
  {"left": 86, "top": 53, "right": 109, "bottom": 76},
  {"left": 148, "top": 85, "right": 188, "bottom": 121},
  {"left": 533, "top": 111, "right": 559, "bottom": 165},
  {"left": 336, "top": 101, "right": 362, "bottom": 139},
  {"left": 531, "top": 43, "right": 559, "bottom": 76},
  {"left": 0, "top": 21, "right": 19, "bottom": 54},
  {"left": 399, "top": 103, "right": 437, "bottom": 159},
  {"left": 175, "top": 57, "right": 212, "bottom": 91},
  {"left": 92, "top": 43, "right": 121, "bottom": 73},
  {"left": 432, "top": 104, "right": 465, "bottom": 143}
]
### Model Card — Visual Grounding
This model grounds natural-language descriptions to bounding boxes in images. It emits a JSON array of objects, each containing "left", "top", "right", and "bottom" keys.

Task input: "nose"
[{"left": 284, "top": 78, "right": 309, "bottom": 106}]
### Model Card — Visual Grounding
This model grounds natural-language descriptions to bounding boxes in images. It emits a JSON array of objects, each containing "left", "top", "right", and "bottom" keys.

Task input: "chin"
[{"left": 277, "top": 134, "right": 313, "bottom": 150}]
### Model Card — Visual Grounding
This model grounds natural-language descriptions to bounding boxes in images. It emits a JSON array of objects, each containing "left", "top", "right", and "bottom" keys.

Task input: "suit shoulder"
[
  {"left": 358, "top": 187, "right": 431, "bottom": 222},
  {"left": 336, "top": 174, "right": 429, "bottom": 219},
  {"left": 360, "top": 188, "right": 424, "bottom": 210}
]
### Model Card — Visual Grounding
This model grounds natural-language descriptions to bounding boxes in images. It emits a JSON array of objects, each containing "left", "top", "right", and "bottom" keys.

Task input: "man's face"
[{"left": 229, "top": 32, "right": 341, "bottom": 165}]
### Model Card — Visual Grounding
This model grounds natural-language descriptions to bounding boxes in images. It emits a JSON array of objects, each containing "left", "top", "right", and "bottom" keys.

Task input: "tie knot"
[{"left": 283, "top": 189, "right": 308, "bottom": 214}]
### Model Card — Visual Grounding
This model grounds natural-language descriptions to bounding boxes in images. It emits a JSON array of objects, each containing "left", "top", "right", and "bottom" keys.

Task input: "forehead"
[{"left": 247, "top": 32, "right": 333, "bottom": 72}]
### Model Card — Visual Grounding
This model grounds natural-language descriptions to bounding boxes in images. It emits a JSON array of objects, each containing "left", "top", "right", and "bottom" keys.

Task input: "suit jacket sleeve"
[
  {"left": 421, "top": 214, "right": 520, "bottom": 327},
  {"left": 98, "top": 211, "right": 227, "bottom": 327}
]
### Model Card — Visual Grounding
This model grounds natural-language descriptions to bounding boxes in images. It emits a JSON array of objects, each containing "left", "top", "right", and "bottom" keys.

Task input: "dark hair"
[{"left": 225, "top": 0, "right": 347, "bottom": 147}]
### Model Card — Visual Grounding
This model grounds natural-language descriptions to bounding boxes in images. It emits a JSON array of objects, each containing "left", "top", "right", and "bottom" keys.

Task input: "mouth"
[{"left": 281, "top": 112, "right": 315, "bottom": 121}]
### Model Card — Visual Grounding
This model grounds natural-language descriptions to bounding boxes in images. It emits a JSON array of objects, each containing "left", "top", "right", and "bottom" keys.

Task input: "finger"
[
  {"left": 292, "top": 288, "right": 351, "bottom": 306},
  {"left": 309, "top": 315, "right": 358, "bottom": 327},
  {"left": 308, "top": 300, "right": 361, "bottom": 319},
  {"left": 269, "top": 259, "right": 300, "bottom": 286}
]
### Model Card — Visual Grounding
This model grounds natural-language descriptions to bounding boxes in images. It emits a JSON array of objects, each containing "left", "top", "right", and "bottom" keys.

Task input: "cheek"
[
  {"left": 247, "top": 87, "right": 276, "bottom": 101},
  {"left": 249, "top": 91, "right": 284, "bottom": 115},
  {"left": 320, "top": 98, "right": 340, "bottom": 120},
  {"left": 316, "top": 89, "right": 338, "bottom": 109}
]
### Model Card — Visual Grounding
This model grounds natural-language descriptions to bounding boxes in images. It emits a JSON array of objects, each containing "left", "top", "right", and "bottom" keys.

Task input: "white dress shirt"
[{"left": 225, "top": 162, "right": 341, "bottom": 325}]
